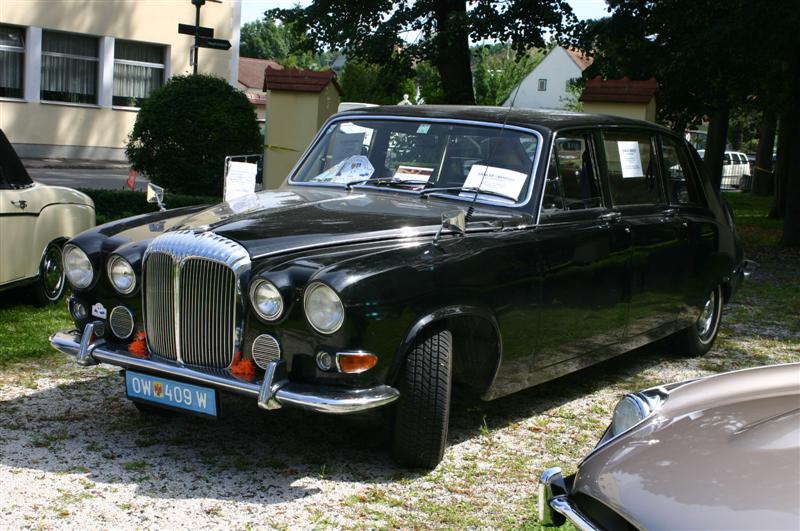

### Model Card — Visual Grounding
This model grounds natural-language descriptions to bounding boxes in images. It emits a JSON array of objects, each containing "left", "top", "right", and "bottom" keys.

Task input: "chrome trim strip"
[
  {"left": 539, "top": 467, "right": 600, "bottom": 531},
  {"left": 50, "top": 328, "right": 400, "bottom": 414},
  {"left": 286, "top": 114, "right": 544, "bottom": 212}
]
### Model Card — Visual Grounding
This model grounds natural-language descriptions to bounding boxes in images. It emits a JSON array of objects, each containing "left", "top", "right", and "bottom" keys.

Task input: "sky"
[{"left": 241, "top": 0, "right": 610, "bottom": 26}]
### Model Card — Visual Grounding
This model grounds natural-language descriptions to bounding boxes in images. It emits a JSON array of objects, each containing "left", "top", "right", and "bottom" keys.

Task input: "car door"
[
  {"left": 661, "top": 135, "right": 718, "bottom": 327},
  {"left": 598, "top": 129, "right": 687, "bottom": 339},
  {"left": 534, "top": 130, "right": 631, "bottom": 368},
  {"left": 0, "top": 135, "right": 40, "bottom": 285}
]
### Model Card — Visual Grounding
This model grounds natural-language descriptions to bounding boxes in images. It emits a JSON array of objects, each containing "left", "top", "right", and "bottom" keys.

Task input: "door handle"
[{"left": 599, "top": 211, "right": 622, "bottom": 223}]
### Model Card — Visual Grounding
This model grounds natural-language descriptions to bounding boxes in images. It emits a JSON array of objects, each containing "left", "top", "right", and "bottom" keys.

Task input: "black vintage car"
[{"left": 50, "top": 106, "right": 751, "bottom": 468}]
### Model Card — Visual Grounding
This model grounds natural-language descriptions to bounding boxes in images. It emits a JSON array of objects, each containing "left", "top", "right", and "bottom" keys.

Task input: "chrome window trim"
[
  {"left": 142, "top": 230, "right": 251, "bottom": 369},
  {"left": 286, "top": 114, "right": 545, "bottom": 212}
]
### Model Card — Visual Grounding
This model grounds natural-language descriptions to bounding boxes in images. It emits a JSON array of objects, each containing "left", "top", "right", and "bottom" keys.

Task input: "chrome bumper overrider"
[
  {"left": 538, "top": 467, "right": 600, "bottom": 531},
  {"left": 49, "top": 325, "right": 400, "bottom": 414}
]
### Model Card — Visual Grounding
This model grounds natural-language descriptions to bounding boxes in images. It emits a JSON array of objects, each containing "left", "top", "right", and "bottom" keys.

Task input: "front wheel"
[
  {"left": 392, "top": 326, "right": 453, "bottom": 469},
  {"left": 31, "top": 242, "right": 66, "bottom": 306},
  {"left": 670, "top": 285, "right": 723, "bottom": 357}
]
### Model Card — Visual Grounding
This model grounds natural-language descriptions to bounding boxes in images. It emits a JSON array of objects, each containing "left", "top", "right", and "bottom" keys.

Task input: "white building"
[{"left": 504, "top": 46, "right": 592, "bottom": 110}]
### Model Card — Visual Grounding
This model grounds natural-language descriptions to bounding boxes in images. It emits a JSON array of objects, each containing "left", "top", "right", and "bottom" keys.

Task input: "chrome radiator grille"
[{"left": 143, "top": 231, "right": 251, "bottom": 369}]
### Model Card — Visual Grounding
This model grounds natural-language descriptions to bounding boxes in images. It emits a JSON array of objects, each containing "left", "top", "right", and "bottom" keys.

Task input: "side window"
[
  {"left": 543, "top": 133, "right": 603, "bottom": 211},
  {"left": 601, "top": 131, "right": 663, "bottom": 206},
  {"left": 661, "top": 136, "right": 703, "bottom": 206}
]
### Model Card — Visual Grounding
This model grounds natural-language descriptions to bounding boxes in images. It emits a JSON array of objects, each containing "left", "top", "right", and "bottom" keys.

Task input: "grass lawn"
[{"left": 0, "top": 293, "right": 72, "bottom": 369}]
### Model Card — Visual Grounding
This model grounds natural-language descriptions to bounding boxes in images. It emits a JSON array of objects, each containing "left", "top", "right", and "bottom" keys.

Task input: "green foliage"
[
  {"left": 338, "top": 59, "right": 415, "bottom": 105},
  {"left": 559, "top": 80, "right": 584, "bottom": 112},
  {"left": 472, "top": 46, "right": 544, "bottom": 106},
  {"left": 269, "top": 1, "right": 575, "bottom": 104},
  {"left": 415, "top": 61, "right": 445, "bottom": 104},
  {"left": 77, "top": 189, "right": 214, "bottom": 225},
  {"left": 125, "top": 74, "right": 262, "bottom": 196},
  {"left": 240, "top": 17, "right": 342, "bottom": 70}
]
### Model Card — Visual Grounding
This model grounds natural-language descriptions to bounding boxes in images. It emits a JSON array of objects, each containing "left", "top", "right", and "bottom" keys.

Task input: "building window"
[
  {"left": 41, "top": 31, "right": 99, "bottom": 104},
  {"left": 538, "top": 78, "right": 547, "bottom": 91},
  {"left": 0, "top": 25, "right": 25, "bottom": 99},
  {"left": 113, "top": 40, "right": 165, "bottom": 108}
]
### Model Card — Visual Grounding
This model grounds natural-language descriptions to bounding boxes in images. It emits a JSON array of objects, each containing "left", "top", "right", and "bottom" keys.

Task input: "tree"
[
  {"left": 339, "top": 59, "right": 416, "bottom": 105},
  {"left": 472, "top": 46, "right": 544, "bottom": 106},
  {"left": 126, "top": 75, "right": 262, "bottom": 196},
  {"left": 240, "top": 18, "right": 292, "bottom": 60},
  {"left": 577, "top": 0, "right": 757, "bottom": 189},
  {"left": 268, "top": 1, "right": 574, "bottom": 105}
]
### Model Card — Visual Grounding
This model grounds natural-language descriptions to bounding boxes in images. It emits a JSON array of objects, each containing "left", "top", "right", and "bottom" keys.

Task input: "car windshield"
[{"left": 291, "top": 119, "right": 539, "bottom": 204}]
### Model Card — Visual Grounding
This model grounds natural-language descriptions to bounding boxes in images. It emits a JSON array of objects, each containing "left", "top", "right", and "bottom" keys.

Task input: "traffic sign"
[
  {"left": 197, "top": 37, "right": 231, "bottom": 50},
  {"left": 178, "top": 23, "right": 214, "bottom": 38}
]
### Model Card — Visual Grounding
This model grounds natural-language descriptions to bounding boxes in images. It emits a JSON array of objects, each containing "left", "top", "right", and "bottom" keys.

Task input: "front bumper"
[
  {"left": 538, "top": 467, "right": 600, "bottom": 531},
  {"left": 50, "top": 324, "right": 400, "bottom": 414}
]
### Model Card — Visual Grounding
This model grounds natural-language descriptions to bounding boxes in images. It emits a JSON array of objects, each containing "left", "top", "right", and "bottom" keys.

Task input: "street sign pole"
[{"left": 192, "top": 0, "right": 204, "bottom": 75}]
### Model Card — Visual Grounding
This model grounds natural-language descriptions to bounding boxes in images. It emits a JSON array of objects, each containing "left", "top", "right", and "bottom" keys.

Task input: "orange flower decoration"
[
  {"left": 128, "top": 332, "right": 149, "bottom": 359},
  {"left": 231, "top": 351, "right": 257, "bottom": 381}
]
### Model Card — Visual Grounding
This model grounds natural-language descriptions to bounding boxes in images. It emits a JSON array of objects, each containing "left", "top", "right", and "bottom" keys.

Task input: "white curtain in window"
[
  {"left": 0, "top": 51, "right": 23, "bottom": 92},
  {"left": 113, "top": 63, "right": 162, "bottom": 99},
  {"left": 40, "top": 31, "right": 98, "bottom": 101}
]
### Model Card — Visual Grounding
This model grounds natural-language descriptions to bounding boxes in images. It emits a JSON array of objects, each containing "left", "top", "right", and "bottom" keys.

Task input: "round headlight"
[
  {"left": 107, "top": 255, "right": 136, "bottom": 294},
  {"left": 304, "top": 282, "right": 344, "bottom": 334},
  {"left": 63, "top": 245, "right": 94, "bottom": 289},
  {"left": 611, "top": 394, "right": 651, "bottom": 437},
  {"left": 250, "top": 279, "right": 283, "bottom": 321}
]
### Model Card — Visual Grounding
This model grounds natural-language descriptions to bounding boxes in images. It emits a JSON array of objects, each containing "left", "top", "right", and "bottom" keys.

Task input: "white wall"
[{"left": 505, "top": 46, "right": 583, "bottom": 110}]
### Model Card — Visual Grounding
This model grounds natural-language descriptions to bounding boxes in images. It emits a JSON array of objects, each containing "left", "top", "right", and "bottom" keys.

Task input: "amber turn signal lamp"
[{"left": 336, "top": 352, "right": 378, "bottom": 374}]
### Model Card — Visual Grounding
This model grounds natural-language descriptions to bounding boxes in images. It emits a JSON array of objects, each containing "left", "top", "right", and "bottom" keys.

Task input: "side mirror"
[
  {"left": 433, "top": 210, "right": 466, "bottom": 245},
  {"left": 146, "top": 183, "right": 166, "bottom": 212}
]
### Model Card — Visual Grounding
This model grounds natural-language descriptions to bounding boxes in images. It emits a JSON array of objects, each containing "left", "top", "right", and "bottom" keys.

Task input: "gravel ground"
[{"left": 1, "top": 263, "right": 798, "bottom": 530}]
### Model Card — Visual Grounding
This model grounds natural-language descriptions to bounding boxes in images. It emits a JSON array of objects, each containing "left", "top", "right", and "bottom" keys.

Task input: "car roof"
[{"left": 335, "top": 105, "right": 674, "bottom": 135}]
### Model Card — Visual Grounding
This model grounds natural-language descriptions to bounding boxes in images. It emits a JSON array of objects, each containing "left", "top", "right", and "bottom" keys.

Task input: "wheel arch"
[{"left": 390, "top": 305, "right": 502, "bottom": 399}]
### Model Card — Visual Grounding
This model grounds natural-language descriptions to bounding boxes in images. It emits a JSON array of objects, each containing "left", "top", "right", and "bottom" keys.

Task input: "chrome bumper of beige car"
[
  {"left": 49, "top": 324, "right": 400, "bottom": 415},
  {"left": 538, "top": 467, "right": 600, "bottom": 531}
]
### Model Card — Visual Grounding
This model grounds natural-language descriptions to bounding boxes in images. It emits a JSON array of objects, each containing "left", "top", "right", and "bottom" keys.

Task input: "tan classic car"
[
  {"left": 540, "top": 363, "right": 800, "bottom": 530},
  {"left": 0, "top": 130, "right": 95, "bottom": 305}
]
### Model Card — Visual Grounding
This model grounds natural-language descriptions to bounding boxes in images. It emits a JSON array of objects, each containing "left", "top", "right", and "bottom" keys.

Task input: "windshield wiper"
[
  {"left": 345, "top": 177, "right": 430, "bottom": 190},
  {"left": 418, "top": 186, "right": 517, "bottom": 202}
]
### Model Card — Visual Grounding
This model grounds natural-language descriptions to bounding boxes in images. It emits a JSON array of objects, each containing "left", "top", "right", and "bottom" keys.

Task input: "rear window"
[{"left": 601, "top": 131, "right": 663, "bottom": 206}]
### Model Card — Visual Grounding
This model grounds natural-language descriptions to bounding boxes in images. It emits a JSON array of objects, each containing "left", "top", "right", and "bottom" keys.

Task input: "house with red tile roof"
[
  {"left": 238, "top": 57, "right": 283, "bottom": 132},
  {"left": 580, "top": 76, "right": 658, "bottom": 122}
]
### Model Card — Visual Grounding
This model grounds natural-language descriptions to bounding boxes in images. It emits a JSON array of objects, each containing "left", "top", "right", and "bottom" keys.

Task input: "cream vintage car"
[{"left": 0, "top": 130, "right": 95, "bottom": 305}]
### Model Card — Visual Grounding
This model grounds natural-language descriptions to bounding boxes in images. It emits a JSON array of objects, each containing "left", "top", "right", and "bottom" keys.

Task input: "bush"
[
  {"left": 125, "top": 74, "right": 262, "bottom": 196},
  {"left": 79, "top": 189, "right": 216, "bottom": 225}
]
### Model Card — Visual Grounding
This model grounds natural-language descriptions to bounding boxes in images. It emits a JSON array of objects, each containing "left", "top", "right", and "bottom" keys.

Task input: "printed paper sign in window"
[
  {"left": 618, "top": 141, "right": 644, "bottom": 178},
  {"left": 393, "top": 165, "right": 433, "bottom": 182},
  {"left": 462, "top": 164, "right": 528, "bottom": 201}
]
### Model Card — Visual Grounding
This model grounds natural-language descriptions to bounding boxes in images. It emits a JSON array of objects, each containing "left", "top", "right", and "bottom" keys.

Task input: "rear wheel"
[
  {"left": 670, "top": 285, "right": 723, "bottom": 357},
  {"left": 392, "top": 326, "right": 453, "bottom": 469},
  {"left": 31, "top": 242, "right": 65, "bottom": 306}
]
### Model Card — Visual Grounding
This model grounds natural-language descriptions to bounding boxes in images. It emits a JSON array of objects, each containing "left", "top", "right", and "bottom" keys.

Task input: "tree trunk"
[
  {"left": 432, "top": 0, "right": 475, "bottom": 105},
  {"left": 704, "top": 106, "right": 730, "bottom": 191},
  {"left": 780, "top": 115, "right": 800, "bottom": 247},
  {"left": 751, "top": 111, "right": 776, "bottom": 196},
  {"left": 770, "top": 113, "right": 794, "bottom": 219}
]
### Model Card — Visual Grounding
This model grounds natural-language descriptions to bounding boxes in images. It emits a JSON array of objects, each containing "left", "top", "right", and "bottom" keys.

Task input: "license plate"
[{"left": 125, "top": 371, "right": 218, "bottom": 418}]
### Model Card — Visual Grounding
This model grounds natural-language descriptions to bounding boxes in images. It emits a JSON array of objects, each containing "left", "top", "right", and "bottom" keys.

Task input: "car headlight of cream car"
[
  {"left": 63, "top": 244, "right": 94, "bottom": 289},
  {"left": 304, "top": 282, "right": 344, "bottom": 334},
  {"left": 249, "top": 279, "right": 283, "bottom": 321},
  {"left": 107, "top": 255, "right": 136, "bottom": 294}
]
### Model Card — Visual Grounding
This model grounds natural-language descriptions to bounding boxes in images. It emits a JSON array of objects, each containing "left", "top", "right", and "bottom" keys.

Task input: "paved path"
[{"left": 28, "top": 166, "right": 150, "bottom": 192}]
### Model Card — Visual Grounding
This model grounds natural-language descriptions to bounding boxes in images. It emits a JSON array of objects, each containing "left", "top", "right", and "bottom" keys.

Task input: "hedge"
[{"left": 78, "top": 189, "right": 217, "bottom": 225}]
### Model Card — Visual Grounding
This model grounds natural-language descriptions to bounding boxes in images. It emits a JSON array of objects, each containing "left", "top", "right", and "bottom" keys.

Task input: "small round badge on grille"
[
  {"left": 252, "top": 334, "right": 281, "bottom": 369},
  {"left": 109, "top": 306, "right": 135, "bottom": 339}
]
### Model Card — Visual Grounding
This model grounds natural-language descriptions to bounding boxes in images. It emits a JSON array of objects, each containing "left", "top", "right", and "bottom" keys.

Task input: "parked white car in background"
[
  {"left": 697, "top": 149, "right": 750, "bottom": 189},
  {"left": 0, "top": 130, "right": 95, "bottom": 305}
]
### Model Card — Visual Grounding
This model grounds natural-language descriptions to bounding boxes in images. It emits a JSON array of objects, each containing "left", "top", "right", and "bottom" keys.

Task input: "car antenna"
[{"left": 464, "top": 59, "right": 523, "bottom": 225}]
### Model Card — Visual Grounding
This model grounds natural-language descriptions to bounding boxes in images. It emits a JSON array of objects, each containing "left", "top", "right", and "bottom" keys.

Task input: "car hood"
[
  {"left": 574, "top": 363, "right": 800, "bottom": 530},
  {"left": 164, "top": 187, "right": 530, "bottom": 258}
]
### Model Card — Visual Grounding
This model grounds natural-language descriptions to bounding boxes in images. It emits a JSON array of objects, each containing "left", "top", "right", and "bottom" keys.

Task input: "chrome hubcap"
[
  {"left": 696, "top": 290, "right": 717, "bottom": 338},
  {"left": 42, "top": 246, "right": 65, "bottom": 299}
]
